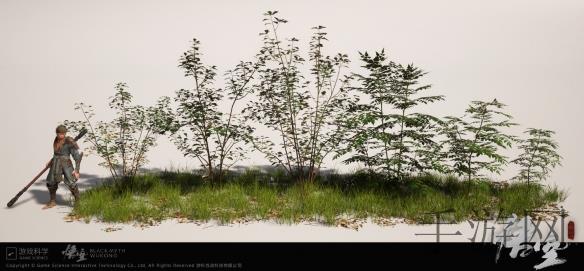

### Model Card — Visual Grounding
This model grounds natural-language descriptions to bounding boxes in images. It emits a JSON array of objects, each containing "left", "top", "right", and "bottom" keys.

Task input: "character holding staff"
[{"left": 43, "top": 124, "right": 83, "bottom": 209}]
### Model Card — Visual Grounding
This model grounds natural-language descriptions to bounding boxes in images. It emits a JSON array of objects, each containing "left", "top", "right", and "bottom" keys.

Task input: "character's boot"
[
  {"left": 69, "top": 186, "right": 80, "bottom": 203},
  {"left": 42, "top": 188, "right": 57, "bottom": 209}
]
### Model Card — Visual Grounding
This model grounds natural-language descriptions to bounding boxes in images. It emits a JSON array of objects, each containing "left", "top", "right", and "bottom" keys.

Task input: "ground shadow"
[
  {"left": 6, "top": 172, "right": 105, "bottom": 209},
  {"left": 31, "top": 172, "right": 105, "bottom": 190}
]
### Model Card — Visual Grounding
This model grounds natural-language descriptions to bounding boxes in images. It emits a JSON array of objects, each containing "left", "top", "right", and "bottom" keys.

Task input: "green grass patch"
[{"left": 72, "top": 170, "right": 567, "bottom": 226}]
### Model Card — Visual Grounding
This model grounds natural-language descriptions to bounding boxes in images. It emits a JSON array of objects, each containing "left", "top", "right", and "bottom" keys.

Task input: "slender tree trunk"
[
  {"left": 308, "top": 37, "right": 323, "bottom": 183},
  {"left": 268, "top": 15, "right": 304, "bottom": 182},
  {"left": 525, "top": 135, "right": 541, "bottom": 197},
  {"left": 380, "top": 101, "right": 392, "bottom": 176},
  {"left": 120, "top": 102, "right": 127, "bottom": 178},
  {"left": 397, "top": 89, "right": 409, "bottom": 181},
  {"left": 467, "top": 115, "right": 485, "bottom": 182},
  {"left": 190, "top": 63, "right": 216, "bottom": 183},
  {"left": 80, "top": 107, "right": 118, "bottom": 181}
]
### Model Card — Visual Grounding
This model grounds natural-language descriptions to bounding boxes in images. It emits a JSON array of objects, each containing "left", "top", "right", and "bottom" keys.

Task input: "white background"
[{"left": 1, "top": 0, "right": 582, "bottom": 242}]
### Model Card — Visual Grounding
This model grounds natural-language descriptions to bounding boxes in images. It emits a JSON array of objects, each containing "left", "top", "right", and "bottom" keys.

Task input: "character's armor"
[{"left": 46, "top": 136, "right": 83, "bottom": 194}]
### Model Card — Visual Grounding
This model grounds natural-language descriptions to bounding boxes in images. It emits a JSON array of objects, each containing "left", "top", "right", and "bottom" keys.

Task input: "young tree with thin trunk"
[
  {"left": 243, "top": 11, "right": 354, "bottom": 182},
  {"left": 169, "top": 38, "right": 260, "bottom": 183},
  {"left": 511, "top": 128, "right": 562, "bottom": 188},
  {"left": 336, "top": 50, "right": 445, "bottom": 181},
  {"left": 65, "top": 83, "right": 173, "bottom": 181},
  {"left": 441, "top": 99, "right": 517, "bottom": 182}
]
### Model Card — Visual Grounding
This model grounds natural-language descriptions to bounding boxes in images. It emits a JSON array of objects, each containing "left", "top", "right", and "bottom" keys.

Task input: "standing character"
[{"left": 42, "top": 125, "right": 83, "bottom": 209}]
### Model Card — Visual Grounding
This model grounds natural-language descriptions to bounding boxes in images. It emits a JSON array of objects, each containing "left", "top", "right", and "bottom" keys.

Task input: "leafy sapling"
[
  {"left": 511, "top": 128, "right": 562, "bottom": 188},
  {"left": 441, "top": 99, "right": 517, "bottom": 182}
]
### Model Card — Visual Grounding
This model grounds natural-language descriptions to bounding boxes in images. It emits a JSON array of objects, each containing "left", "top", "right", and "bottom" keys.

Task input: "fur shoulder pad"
[{"left": 65, "top": 136, "right": 79, "bottom": 149}]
